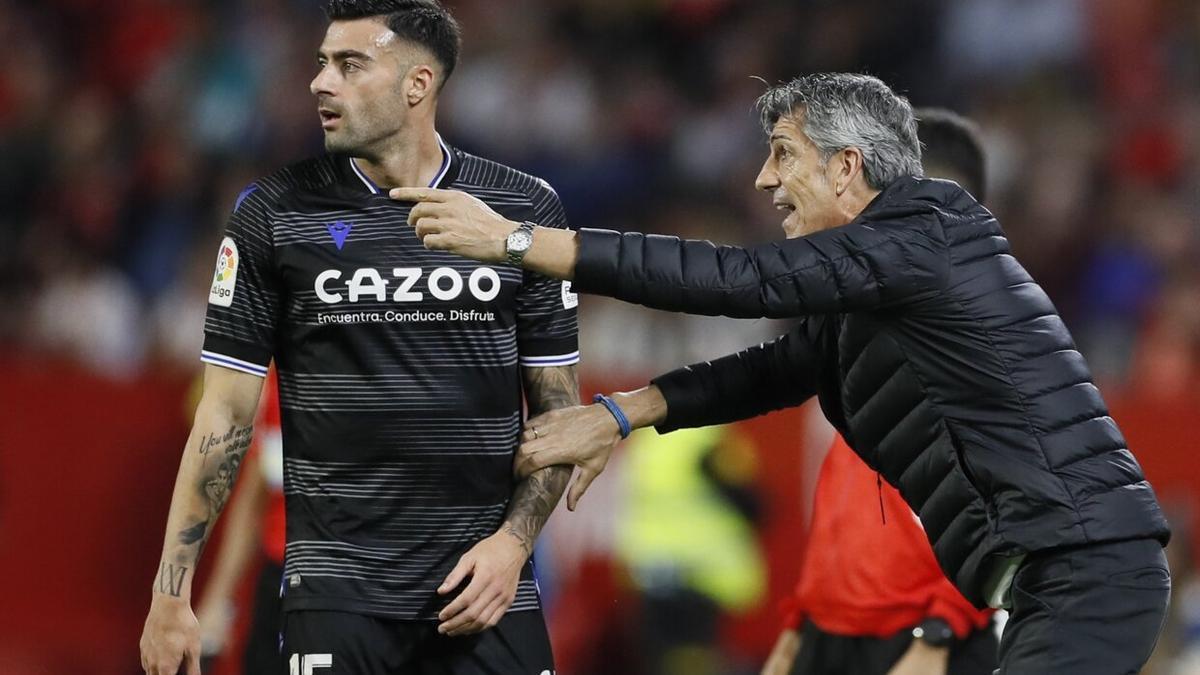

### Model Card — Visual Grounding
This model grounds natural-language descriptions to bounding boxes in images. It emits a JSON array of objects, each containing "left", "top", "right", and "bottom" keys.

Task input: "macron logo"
[{"left": 327, "top": 221, "right": 353, "bottom": 251}]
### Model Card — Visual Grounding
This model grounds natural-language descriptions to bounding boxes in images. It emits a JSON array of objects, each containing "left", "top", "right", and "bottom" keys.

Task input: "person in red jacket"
[
  {"left": 762, "top": 109, "right": 997, "bottom": 675},
  {"left": 763, "top": 436, "right": 995, "bottom": 675}
]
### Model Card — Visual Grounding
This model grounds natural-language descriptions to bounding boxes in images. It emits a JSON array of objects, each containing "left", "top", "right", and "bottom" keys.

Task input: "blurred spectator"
[
  {"left": 616, "top": 426, "right": 766, "bottom": 675},
  {"left": 3, "top": 0, "right": 1198, "bottom": 395}
]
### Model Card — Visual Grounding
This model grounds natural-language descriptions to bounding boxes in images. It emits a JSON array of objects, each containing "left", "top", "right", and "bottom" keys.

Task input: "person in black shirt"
[
  {"left": 139, "top": 2, "right": 579, "bottom": 674},
  {"left": 397, "top": 73, "right": 1171, "bottom": 674}
]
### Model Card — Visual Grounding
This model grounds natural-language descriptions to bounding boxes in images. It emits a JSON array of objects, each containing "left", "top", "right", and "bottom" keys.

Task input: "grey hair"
[{"left": 756, "top": 73, "right": 922, "bottom": 190}]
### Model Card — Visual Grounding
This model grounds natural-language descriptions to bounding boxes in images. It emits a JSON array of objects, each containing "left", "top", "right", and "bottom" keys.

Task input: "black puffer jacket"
[{"left": 573, "top": 176, "right": 1169, "bottom": 606}]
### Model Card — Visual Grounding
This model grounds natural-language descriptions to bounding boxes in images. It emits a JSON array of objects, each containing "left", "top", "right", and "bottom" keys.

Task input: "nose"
[
  {"left": 311, "top": 65, "right": 335, "bottom": 98},
  {"left": 755, "top": 155, "right": 779, "bottom": 192}
]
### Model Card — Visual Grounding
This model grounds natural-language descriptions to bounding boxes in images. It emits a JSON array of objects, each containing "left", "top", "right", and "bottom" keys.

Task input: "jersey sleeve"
[
  {"left": 515, "top": 179, "right": 580, "bottom": 367},
  {"left": 199, "top": 184, "right": 281, "bottom": 377}
]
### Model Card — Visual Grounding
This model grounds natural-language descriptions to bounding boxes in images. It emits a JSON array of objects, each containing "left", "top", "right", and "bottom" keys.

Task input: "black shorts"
[
  {"left": 246, "top": 560, "right": 286, "bottom": 675},
  {"left": 282, "top": 608, "right": 555, "bottom": 675}
]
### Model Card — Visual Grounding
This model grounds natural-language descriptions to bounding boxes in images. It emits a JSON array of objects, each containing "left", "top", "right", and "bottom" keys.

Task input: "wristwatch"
[
  {"left": 505, "top": 221, "right": 536, "bottom": 266},
  {"left": 912, "top": 618, "right": 954, "bottom": 648}
]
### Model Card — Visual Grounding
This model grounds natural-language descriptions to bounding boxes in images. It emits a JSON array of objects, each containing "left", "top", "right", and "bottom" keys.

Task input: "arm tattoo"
[
  {"left": 503, "top": 366, "right": 580, "bottom": 555},
  {"left": 177, "top": 520, "right": 209, "bottom": 545},
  {"left": 504, "top": 469, "right": 570, "bottom": 556},
  {"left": 200, "top": 427, "right": 252, "bottom": 513},
  {"left": 157, "top": 562, "right": 188, "bottom": 597},
  {"left": 522, "top": 364, "right": 580, "bottom": 416},
  {"left": 178, "top": 425, "right": 253, "bottom": 557}
]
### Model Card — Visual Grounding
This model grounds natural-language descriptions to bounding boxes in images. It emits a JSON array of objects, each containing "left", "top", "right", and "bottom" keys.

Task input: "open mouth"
[
  {"left": 774, "top": 202, "right": 796, "bottom": 213},
  {"left": 319, "top": 109, "right": 342, "bottom": 126}
]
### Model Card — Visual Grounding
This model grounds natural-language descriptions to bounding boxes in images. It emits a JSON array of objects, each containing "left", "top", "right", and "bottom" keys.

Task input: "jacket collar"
[{"left": 855, "top": 175, "right": 970, "bottom": 222}]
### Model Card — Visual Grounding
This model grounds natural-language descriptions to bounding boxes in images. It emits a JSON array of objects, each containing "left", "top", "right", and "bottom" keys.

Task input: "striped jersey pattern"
[{"left": 200, "top": 139, "right": 577, "bottom": 619}]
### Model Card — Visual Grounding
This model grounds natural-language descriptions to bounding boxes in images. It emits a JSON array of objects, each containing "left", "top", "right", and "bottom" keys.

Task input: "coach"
[{"left": 394, "top": 73, "right": 1171, "bottom": 673}]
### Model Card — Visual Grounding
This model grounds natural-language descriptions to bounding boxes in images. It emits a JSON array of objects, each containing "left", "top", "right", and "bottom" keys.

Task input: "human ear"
[
  {"left": 833, "top": 147, "right": 865, "bottom": 196},
  {"left": 406, "top": 64, "right": 437, "bottom": 106}
]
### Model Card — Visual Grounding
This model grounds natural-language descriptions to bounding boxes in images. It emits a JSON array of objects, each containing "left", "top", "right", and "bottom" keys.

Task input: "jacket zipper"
[{"left": 877, "top": 472, "right": 887, "bottom": 524}]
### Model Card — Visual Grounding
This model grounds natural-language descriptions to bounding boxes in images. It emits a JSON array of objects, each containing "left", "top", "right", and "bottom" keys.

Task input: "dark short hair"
[
  {"left": 756, "top": 73, "right": 922, "bottom": 190},
  {"left": 914, "top": 108, "right": 987, "bottom": 202},
  {"left": 324, "top": 0, "right": 462, "bottom": 87}
]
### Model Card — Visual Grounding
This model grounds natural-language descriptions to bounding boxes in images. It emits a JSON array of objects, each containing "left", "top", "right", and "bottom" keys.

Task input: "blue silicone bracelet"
[{"left": 594, "top": 393, "right": 632, "bottom": 439}]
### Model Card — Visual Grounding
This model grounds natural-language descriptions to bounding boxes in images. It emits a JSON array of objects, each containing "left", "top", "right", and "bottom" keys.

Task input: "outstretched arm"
[
  {"left": 517, "top": 320, "right": 822, "bottom": 508},
  {"left": 435, "top": 365, "right": 579, "bottom": 636},
  {"left": 393, "top": 187, "right": 949, "bottom": 319},
  {"left": 140, "top": 365, "right": 264, "bottom": 675},
  {"left": 568, "top": 221, "right": 948, "bottom": 318}
]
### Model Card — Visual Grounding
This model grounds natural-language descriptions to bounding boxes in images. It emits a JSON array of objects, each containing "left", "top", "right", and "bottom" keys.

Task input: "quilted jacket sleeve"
[
  {"left": 572, "top": 208, "right": 948, "bottom": 318},
  {"left": 651, "top": 320, "right": 822, "bottom": 433}
]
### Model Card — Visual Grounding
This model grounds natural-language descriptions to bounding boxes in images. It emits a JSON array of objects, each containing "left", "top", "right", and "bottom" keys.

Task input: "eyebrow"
[
  {"left": 318, "top": 49, "right": 374, "bottom": 62},
  {"left": 769, "top": 133, "right": 792, "bottom": 143}
]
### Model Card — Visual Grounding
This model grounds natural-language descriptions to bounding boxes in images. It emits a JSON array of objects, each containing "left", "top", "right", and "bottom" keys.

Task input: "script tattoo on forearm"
[
  {"left": 504, "top": 365, "right": 580, "bottom": 555},
  {"left": 177, "top": 425, "right": 254, "bottom": 555}
]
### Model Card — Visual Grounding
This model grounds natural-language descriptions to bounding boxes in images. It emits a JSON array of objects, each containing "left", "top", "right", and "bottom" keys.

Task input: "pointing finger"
[{"left": 389, "top": 187, "right": 451, "bottom": 203}]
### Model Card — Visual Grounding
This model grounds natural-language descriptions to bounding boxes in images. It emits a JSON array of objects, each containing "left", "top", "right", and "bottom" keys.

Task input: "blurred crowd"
[
  {"left": 3, "top": 0, "right": 1200, "bottom": 672},
  {"left": 4, "top": 0, "right": 1198, "bottom": 389}
]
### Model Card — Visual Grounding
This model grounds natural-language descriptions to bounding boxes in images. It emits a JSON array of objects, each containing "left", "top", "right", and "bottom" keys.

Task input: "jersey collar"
[{"left": 347, "top": 133, "right": 456, "bottom": 195}]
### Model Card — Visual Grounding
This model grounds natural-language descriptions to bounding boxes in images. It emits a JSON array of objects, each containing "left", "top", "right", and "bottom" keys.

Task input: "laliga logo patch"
[{"left": 209, "top": 237, "right": 238, "bottom": 307}]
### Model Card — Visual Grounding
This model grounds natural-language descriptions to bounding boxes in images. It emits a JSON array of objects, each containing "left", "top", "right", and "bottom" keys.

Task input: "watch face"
[
  {"left": 508, "top": 229, "right": 533, "bottom": 253},
  {"left": 916, "top": 619, "right": 954, "bottom": 647}
]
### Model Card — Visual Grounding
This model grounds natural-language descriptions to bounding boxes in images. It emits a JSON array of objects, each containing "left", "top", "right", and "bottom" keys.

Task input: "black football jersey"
[{"left": 201, "top": 136, "right": 579, "bottom": 619}]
